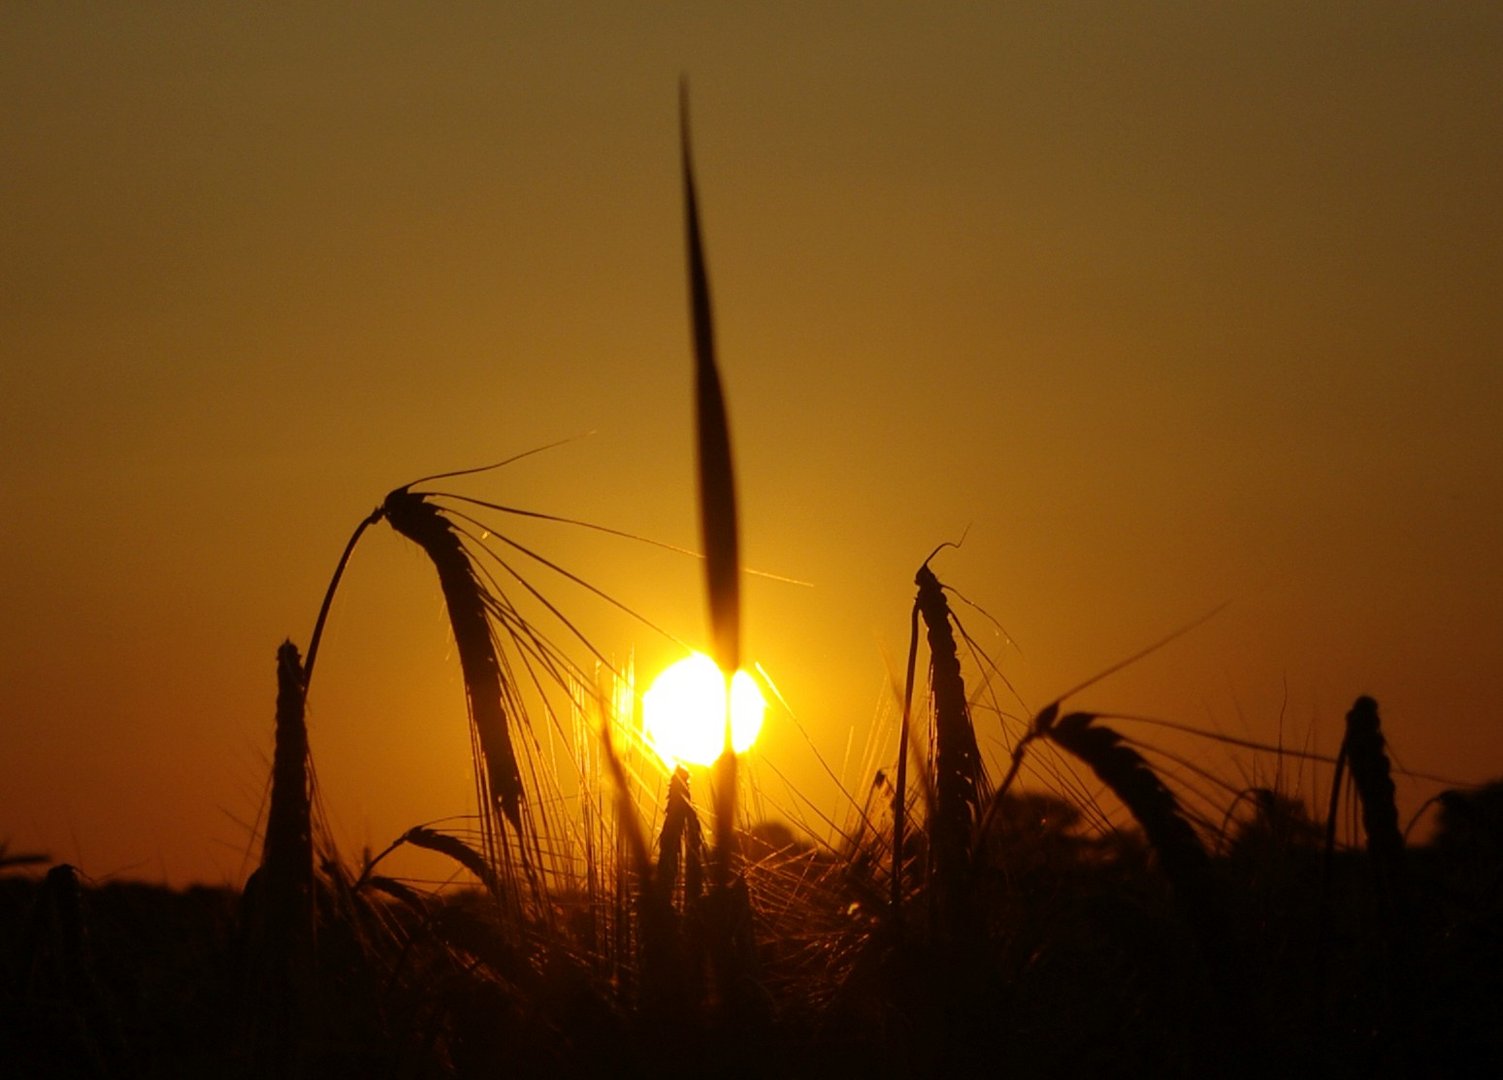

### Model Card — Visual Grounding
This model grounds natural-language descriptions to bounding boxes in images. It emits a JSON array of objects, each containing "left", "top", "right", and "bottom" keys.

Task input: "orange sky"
[{"left": 4, "top": 4, "right": 1501, "bottom": 887}]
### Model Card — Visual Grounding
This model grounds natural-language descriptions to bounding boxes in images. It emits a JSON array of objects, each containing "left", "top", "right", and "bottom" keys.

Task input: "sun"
[{"left": 642, "top": 652, "right": 766, "bottom": 767}]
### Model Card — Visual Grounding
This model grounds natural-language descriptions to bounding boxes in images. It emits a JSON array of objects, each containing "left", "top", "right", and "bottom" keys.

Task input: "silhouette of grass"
[
  {"left": 681, "top": 84, "right": 743, "bottom": 901},
  {"left": 260, "top": 642, "right": 314, "bottom": 948},
  {"left": 680, "top": 86, "right": 769, "bottom": 1038},
  {"left": 9, "top": 95, "right": 1503, "bottom": 1080},
  {"left": 382, "top": 487, "right": 528, "bottom": 835},
  {"left": 362, "top": 825, "right": 500, "bottom": 895},
  {"left": 1044, "top": 711, "right": 1210, "bottom": 889}
]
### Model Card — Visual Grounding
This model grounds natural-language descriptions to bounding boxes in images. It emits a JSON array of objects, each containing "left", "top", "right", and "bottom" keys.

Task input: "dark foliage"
[{"left": 4, "top": 796, "right": 1503, "bottom": 1078}]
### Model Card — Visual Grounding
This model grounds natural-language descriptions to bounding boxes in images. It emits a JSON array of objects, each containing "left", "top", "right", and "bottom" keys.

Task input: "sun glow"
[{"left": 642, "top": 652, "right": 766, "bottom": 767}]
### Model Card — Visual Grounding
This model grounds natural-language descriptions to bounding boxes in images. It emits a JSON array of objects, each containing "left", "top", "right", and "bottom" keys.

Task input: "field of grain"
[{"left": 5, "top": 111, "right": 1502, "bottom": 1077}]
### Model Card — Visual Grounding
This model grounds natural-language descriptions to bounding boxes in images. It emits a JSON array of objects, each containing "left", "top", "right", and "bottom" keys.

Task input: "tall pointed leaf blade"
[{"left": 680, "top": 83, "right": 741, "bottom": 679}]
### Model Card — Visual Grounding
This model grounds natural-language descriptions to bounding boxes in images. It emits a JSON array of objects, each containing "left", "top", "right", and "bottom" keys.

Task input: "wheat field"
[{"left": 5, "top": 104, "right": 1503, "bottom": 1077}]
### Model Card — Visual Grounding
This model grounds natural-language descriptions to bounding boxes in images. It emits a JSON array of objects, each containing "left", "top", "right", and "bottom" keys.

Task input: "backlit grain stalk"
[
  {"left": 381, "top": 488, "right": 527, "bottom": 833},
  {"left": 894, "top": 552, "right": 987, "bottom": 934}
]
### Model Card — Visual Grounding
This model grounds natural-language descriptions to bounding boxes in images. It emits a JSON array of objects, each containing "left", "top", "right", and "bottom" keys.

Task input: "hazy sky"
[{"left": 4, "top": 3, "right": 1501, "bottom": 886}]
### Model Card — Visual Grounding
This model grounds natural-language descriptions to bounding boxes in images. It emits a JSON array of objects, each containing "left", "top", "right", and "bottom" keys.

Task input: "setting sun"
[{"left": 641, "top": 652, "right": 766, "bottom": 767}]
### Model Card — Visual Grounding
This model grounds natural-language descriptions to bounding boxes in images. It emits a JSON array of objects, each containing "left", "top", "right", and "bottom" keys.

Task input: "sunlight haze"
[{"left": 3, "top": 3, "right": 1501, "bottom": 886}]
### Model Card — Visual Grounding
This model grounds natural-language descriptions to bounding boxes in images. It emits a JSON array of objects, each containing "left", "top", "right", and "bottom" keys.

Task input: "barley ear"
[
  {"left": 1045, "top": 712, "right": 1247, "bottom": 1039},
  {"left": 392, "top": 826, "right": 501, "bottom": 895},
  {"left": 1045, "top": 713, "right": 1210, "bottom": 903},
  {"left": 262, "top": 641, "right": 315, "bottom": 950},
  {"left": 381, "top": 489, "right": 526, "bottom": 833},
  {"left": 914, "top": 561, "right": 985, "bottom": 936},
  {"left": 657, "top": 765, "right": 705, "bottom": 910},
  {"left": 1343, "top": 696, "right": 1406, "bottom": 878},
  {"left": 240, "top": 641, "right": 315, "bottom": 1075},
  {"left": 1342, "top": 696, "right": 1415, "bottom": 1023},
  {"left": 1318, "top": 697, "right": 1409, "bottom": 977}
]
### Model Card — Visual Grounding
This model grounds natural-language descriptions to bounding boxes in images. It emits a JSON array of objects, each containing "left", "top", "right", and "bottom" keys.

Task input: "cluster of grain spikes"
[
  {"left": 896, "top": 584, "right": 1264, "bottom": 1053},
  {"left": 229, "top": 87, "right": 773, "bottom": 1062}
]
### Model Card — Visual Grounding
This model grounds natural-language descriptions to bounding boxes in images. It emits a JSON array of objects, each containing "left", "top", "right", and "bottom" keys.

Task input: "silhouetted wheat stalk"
[
  {"left": 1042, "top": 711, "right": 1210, "bottom": 891},
  {"left": 260, "top": 641, "right": 315, "bottom": 951},
  {"left": 1040, "top": 708, "right": 1257, "bottom": 1047},
  {"left": 256, "top": 91, "right": 755, "bottom": 1032},
  {"left": 978, "top": 607, "right": 1232, "bottom": 845},
  {"left": 1343, "top": 696, "right": 1407, "bottom": 896},
  {"left": 358, "top": 824, "right": 500, "bottom": 895},
  {"left": 1318, "top": 695, "right": 1413, "bottom": 1035},
  {"left": 1321, "top": 698, "right": 1405, "bottom": 921},
  {"left": 657, "top": 765, "right": 706, "bottom": 911},
  {"left": 382, "top": 488, "right": 527, "bottom": 833},
  {"left": 294, "top": 448, "right": 672, "bottom": 923},
  {"left": 893, "top": 550, "right": 988, "bottom": 934},
  {"left": 238, "top": 640, "right": 316, "bottom": 1074},
  {"left": 636, "top": 765, "right": 707, "bottom": 1018}
]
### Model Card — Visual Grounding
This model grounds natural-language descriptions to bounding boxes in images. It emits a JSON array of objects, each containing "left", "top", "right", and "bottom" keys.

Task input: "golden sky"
[{"left": 4, "top": 3, "right": 1501, "bottom": 886}]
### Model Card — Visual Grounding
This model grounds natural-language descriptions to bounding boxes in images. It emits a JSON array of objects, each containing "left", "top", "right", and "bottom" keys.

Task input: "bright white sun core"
[{"left": 642, "top": 652, "right": 766, "bottom": 767}]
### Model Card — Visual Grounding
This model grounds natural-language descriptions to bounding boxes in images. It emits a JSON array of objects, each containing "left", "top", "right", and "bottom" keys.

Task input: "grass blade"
[
  {"left": 680, "top": 82, "right": 741, "bottom": 681},
  {"left": 681, "top": 83, "right": 743, "bottom": 891}
]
